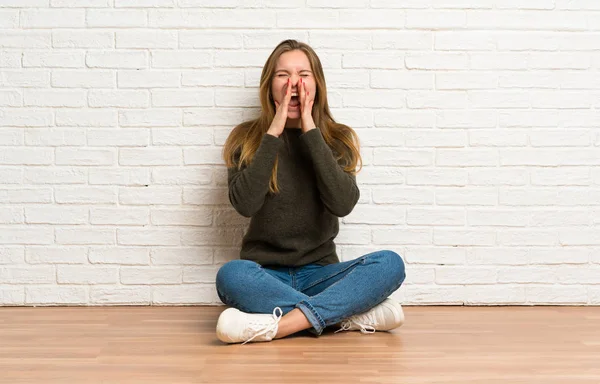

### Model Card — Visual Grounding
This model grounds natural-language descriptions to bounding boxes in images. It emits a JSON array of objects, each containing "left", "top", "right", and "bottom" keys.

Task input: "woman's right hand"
[{"left": 267, "top": 78, "right": 292, "bottom": 138}]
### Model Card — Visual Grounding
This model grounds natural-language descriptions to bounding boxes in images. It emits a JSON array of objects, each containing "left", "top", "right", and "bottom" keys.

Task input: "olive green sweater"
[{"left": 227, "top": 127, "right": 360, "bottom": 267}]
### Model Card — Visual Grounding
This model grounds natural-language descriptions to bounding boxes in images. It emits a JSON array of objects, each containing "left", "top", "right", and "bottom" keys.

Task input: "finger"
[
  {"left": 274, "top": 100, "right": 279, "bottom": 109},
  {"left": 282, "top": 78, "right": 292, "bottom": 107},
  {"left": 299, "top": 78, "right": 305, "bottom": 111}
]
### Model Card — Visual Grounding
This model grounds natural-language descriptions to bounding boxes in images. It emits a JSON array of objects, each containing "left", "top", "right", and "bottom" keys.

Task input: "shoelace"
[
  {"left": 334, "top": 312, "right": 377, "bottom": 334},
  {"left": 241, "top": 307, "right": 283, "bottom": 345}
]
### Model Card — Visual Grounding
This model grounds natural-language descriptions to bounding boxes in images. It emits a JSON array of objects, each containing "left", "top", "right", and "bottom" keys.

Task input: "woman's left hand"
[{"left": 299, "top": 78, "right": 316, "bottom": 134}]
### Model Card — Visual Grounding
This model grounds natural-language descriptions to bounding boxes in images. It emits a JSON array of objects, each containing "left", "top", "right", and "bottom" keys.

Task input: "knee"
[
  {"left": 378, "top": 250, "right": 406, "bottom": 287},
  {"left": 215, "top": 259, "right": 260, "bottom": 295}
]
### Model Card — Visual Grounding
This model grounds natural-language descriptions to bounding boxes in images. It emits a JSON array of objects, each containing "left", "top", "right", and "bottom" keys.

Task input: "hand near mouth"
[
  {"left": 268, "top": 78, "right": 293, "bottom": 138},
  {"left": 299, "top": 78, "right": 316, "bottom": 134}
]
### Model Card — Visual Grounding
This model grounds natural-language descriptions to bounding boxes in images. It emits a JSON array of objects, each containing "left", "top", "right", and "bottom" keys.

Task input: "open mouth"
[{"left": 290, "top": 92, "right": 300, "bottom": 107}]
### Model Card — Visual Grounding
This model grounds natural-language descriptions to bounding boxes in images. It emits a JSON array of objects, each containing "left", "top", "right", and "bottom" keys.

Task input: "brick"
[
  {"left": 467, "top": 11, "right": 586, "bottom": 31},
  {"left": 21, "top": 9, "right": 85, "bottom": 28},
  {"left": 57, "top": 266, "right": 118, "bottom": 284},
  {"left": 0, "top": 90, "right": 21, "bottom": 107},
  {"left": 118, "top": 70, "right": 180, "bottom": 88},
  {"left": 56, "top": 109, "right": 117, "bottom": 127},
  {"left": 53, "top": 30, "right": 113, "bottom": 48},
  {"left": 23, "top": 51, "right": 84, "bottom": 68},
  {"left": 373, "top": 31, "right": 432, "bottom": 50},
  {"left": 26, "top": 246, "right": 87, "bottom": 264},
  {"left": 434, "top": 229, "right": 495, "bottom": 246},
  {"left": 0, "top": 50, "right": 21, "bottom": 67},
  {"left": 150, "top": 247, "right": 212, "bottom": 265},
  {"left": 119, "top": 187, "right": 182, "bottom": 205},
  {"left": 371, "top": 71, "right": 433, "bottom": 89},
  {"left": 436, "top": 72, "right": 497, "bottom": 90},
  {"left": 54, "top": 186, "right": 117, "bottom": 204},
  {"left": 89, "top": 247, "right": 149, "bottom": 265},
  {"left": 52, "top": 70, "right": 115, "bottom": 88},
  {"left": 0, "top": 148, "right": 53, "bottom": 165},
  {"left": 0, "top": 266, "right": 55, "bottom": 284},
  {"left": 24, "top": 90, "right": 86, "bottom": 107},
  {"left": 0, "top": 31, "right": 50, "bottom": 48},
  {"left": 25, "top": 206, "right": 87, "bottom": 225},
  {"left": 406, "top": 10, "right": 466, "bottom": 29},
  {"left": 468, "top": 91, "right": 530, "bottom": 109},
  {"left": 1, "top": 70, "right": 50, "bottom": 87},
  {"left": 0, "top": 286, "right": 24, "bottom": 305},
  {"left": 152, "top": 90, "right": 213, "bottom": 107},
  {"left": 151, "top": 9, "right": 276, "bottom": 28},
  {"left": 469, "top": 130, "right": 528, "bottom": 147},
  {"left": 179, "top": 31, "right": 242, "bottom": 49},
  {"left": 182, "top": 70, "right": 243, "bottom": 87},
  {"left": 26, "top": 287, "right": 87, "bottom": 305},
  {"left": 0, "top": 247, "right": 24, "bottom": 264},
  {"left": 87, "top": 51, "right": 147, "bottom": 68},
  {"left": 119, "top": 148, "right": 181, "bottom": 166},
  {"left": 152, "top": 128, "right": 213, "bottom": 145},
  {"left": 408, "top": 91, "right": 467, "bottom": 109},
  {"left": 405, "top": 130, "right": 466, "bottom": 147},
  {"left": 89, "top": 90, "right": 149, "bottom": 108},
  {"left": 52, "top": 0, "right": 110, "bottom": 5},
  {"left": 436, "top": 149, "right": 498, "bottom": 166},
  {"left": 467, "top": 248, "right": 527, "bottom": 265},
  {"left": 436, "top": 187, "right": 497, "bottom": 205},
  {"left": 88, "top": 129, "right": 149, "bottom": 147},
  {"left": 153, "top": 285, "right": 214, "bottom": 304},
  {"left": 121, "top": 267, "right": 182, "bottom": 284},
  {"left": 407, "top": 208, "right": 465, "bottom": 226},
  {"left": 116, "top": 30, "right": 177, "bottom": 49},
  {"left": 151, "top": 208, "right": 212, "bottom": 226},
  {"left": 344, "top": 205, "right": 405, "bottom": 224},
  {"left": 356, "top": 166, "right": 404, "bottom": 185},
  {"left": 183, "top": 147, "right": 224, "bottom": 165},
  {"left": 89, "top": 168, "right": 149, "bottom": 186},
  {"left": 90, "top": 286, "right": 151, "bottom": 305},
  {"left": 436, "top": 266, "right": 497, "bottom": 284},
  {"left": 406, "top": 168, "right": 467, "bottom": 186},
  {"left": 152, "top": 51, "right": 212, "bottom": 68},
  {"left": 56, "top": 148, "right": 115, "bottom": 166},
  {"left": 372, "top": 187, "right": 434, "bottom": 205},
  {"left": 24, "top": 167, "right": 87, "bottom": 185},
  {"left": 0, "top": 227, "right": 53, "bottom": 244},
  {"left": 118, "top": 228, "right": 180, "bottom": 245},
  {"left": 55, "top": 229, "right": 115, "bottom": 245},
  {"left": 276, "top": 9, "right": 337, "bottom": 29},
  {"left": 86, "top": 10, "right": 147, "bottom": 27},
  {"left": 119, "top": 109, "right": 181, "bottom": 127}
]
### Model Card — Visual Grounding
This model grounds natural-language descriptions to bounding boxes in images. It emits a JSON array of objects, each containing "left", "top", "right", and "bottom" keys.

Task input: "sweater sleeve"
[
  {"left": 227, "top": 133, "right": 284, "bottom": 217},
  {"left": 299, "top": 128, "right": 360, "bottom": 217}
]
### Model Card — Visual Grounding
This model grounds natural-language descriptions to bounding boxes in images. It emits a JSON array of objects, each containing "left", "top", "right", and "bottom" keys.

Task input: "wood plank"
[{"left": 0, "top": 306, "right": 599, "bottom": 383}]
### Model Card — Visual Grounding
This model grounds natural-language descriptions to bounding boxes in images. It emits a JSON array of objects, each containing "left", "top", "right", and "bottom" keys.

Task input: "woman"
[{"left": 216, "top": 39, "right": 406, "bottom": 345}]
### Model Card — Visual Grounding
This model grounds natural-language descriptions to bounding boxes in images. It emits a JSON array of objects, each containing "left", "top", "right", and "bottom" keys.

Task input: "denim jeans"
[{"left": 215, "top": 249, "right": 406, "bottom": 336}]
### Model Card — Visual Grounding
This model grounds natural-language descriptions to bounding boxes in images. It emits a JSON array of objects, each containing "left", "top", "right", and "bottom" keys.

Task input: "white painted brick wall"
[{"left": 1, "top": 1, "right": 599, "bottom": 307}]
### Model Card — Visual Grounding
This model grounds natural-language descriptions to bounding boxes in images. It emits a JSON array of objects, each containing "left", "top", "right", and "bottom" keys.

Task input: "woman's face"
[{"left": 270, "top": 49, "right": 317, "bottom": 120}]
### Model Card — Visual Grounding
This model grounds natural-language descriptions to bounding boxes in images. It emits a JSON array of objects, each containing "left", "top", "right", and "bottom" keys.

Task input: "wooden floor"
[{"left": 1, "top": 306, "right": 599, "bottom": 384}]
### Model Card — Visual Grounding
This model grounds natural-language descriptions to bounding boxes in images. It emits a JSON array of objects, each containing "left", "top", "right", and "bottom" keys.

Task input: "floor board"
[{"left": 1, "top": 306, "right": 599, "bottom": 383}]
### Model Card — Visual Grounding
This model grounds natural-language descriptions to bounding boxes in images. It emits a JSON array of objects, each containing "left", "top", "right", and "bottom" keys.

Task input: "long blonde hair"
[{"left": 222, "top": 39, "right": 362, "bottom": 194}]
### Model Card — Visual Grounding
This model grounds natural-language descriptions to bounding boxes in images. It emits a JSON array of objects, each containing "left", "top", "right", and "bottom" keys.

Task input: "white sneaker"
[
  {"left": 216, "top": 307, "right": 283, "bottom": 345},
  {"left": 334, "top": 298, "right": 405, "bottom": 334}
]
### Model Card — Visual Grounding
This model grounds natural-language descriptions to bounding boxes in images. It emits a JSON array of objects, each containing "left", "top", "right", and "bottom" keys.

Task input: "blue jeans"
[{"left": 215, "top": 249, "right": 406, "bottom": 336}]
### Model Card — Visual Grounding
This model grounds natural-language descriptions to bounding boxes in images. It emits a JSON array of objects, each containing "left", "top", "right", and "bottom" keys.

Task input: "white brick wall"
[{"left": 1, "top": 1, "right": 599, "bottom": 307}]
